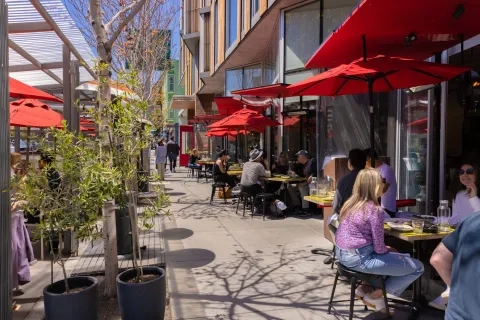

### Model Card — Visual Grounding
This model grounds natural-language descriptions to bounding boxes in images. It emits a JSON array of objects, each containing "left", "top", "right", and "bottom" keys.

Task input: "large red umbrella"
[
  {"left": 9, "top": 78, "right": 63, "bottom": 103},
  {"left": 205, "top": 128, "right": 248, "bottom": 137},
  {"left": 10, "top": 99, "right": 63, "bottom": 128},
  {"left": 288, "top": 55, "right": 470, "bottom": 164},
  {"left": 305, "top": 0, "right": 480, "bottom": 69},
  {"left": 231, "top": 84, "right": 291, "bottom": 99},
  {"left": 208, "top": 108, "right": 281, "bottom": 130}
]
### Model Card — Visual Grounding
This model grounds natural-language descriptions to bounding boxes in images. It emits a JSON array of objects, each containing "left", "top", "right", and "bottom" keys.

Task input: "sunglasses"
[{"left": 459, "top": 168, "right": 475, "bottom": 175}]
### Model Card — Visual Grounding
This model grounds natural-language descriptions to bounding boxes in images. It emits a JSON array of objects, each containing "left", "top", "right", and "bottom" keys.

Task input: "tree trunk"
[{"left": 102, "top": 200, "right": 118, "bottom": 297}]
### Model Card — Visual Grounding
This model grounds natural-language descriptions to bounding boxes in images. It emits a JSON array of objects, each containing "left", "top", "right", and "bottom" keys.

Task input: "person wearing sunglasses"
[{"left": 429, "top": 162, "right": 480, "bottom": 311}]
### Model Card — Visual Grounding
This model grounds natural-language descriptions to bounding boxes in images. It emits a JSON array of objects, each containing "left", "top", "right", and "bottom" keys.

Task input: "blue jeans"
[
  {"left": 336, "top": 245, "right": 424, "bottom": 297},
  {"left": 168, "top": 153, "right": 177, "bottom": 171}
]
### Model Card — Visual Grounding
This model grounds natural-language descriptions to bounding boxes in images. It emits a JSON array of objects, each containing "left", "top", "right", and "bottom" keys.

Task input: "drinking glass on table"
[
  {"left": 412, "top": 220, "right": 424, "bottom": 233},
  {"left": 310, "top": 189, "right": 318, "bottom": 197}
]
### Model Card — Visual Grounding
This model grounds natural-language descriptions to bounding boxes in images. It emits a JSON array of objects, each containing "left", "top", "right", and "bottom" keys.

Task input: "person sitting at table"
[
  {"left": 428, "top": 161, "right": 480, "bottom": 311},
  {"left": 287, "top": 150, "right": 317, "bottom": 215},
  {"left": 335, "top": 168, "right": 424, "bottom": 313},
  {"left": 188, "top": 149, "right": 202, "bottom": 170},
  {"left": 272, "top": 152, "right": 289, "bottom": 175},
  {"left": 364, "top": 148, "right": 398, "bottom": 218},
  {"left": 240, "top": 149, "right": 267, "bottom": 212},
  {"left": 332, "top": 149, "right": 366, "bottom": 215},
  {"left": 244, "top": 146, "right": 254, "bottom": 162},
  {"left": 213, "top": 150, "right": 236, "bottom": 188}
]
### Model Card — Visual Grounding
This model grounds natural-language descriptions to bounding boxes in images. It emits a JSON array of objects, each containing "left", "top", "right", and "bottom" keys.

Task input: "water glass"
[
  {"left": 310, "top": 189, "right": 318, "bottom": 197},
  {"left": 318, "top": 187, "right": 327, "bottom": 197},
  {"left": 412, "top": 220, "right": 424, "bottom": 233}
]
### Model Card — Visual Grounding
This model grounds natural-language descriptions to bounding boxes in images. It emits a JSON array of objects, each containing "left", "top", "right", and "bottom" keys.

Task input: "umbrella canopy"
[
  {"left": 288, "top": 56, "right": 471, "bottom": 96},
  {"left": 208, "top": 108, "right": 281, "bottom": 130},
  {"left": 214, "top": 97, "right": 270, "bottom": 115},
  {"left": 305, "top": 0, "right": 480, "bottom": 68},
  {"left": 231, "top": 84, "right": 292, "bottom": 98},
  {"left": 283, "top": 116, "right": 301, "bottom": 127},
  {"left": 9, "top": 78, "right": 63, "bottom": 103},
  {"left": 10, "top": 99, "right": 63, "bottom": 128},
  {"left": 205, "top": 128, "right": 248, "bottom": 137},
  {"left": 288, "top": 55, "right": 470, "bottom": 166}
]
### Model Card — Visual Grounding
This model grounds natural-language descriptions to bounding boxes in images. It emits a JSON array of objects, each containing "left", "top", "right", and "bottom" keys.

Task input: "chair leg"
[
  {"left": 222, "top": 187, "right": 227, "bottom": 203},
  {"left": 328, "top": 271, "right": 339, "bottom": 314},
  {"left": 331, "top": 246, "right": 336, "bottom": 269},
  {"left": 262, "top": 198, "right": 267, "bottom": 220},
  {"left": 210, "top": 186, "right": 216, "bottom": 205},
  {"left": 252, "top": 196, "right": 256, "bottom": 218},
  {"left": 380, "top": 279, "right": 391, "bottom": 317},
  {"left": 243, "top": 196, "right": 247, "bottom": 217},
  {"left": 236, "top": 195, "right": 241, "bottom": 214},
  {"left": 349, "top": 277, "right": 357, "bottom": 320}
]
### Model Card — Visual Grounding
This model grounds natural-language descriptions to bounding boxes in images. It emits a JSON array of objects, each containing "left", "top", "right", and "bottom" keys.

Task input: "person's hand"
[
  {"left": 386, "top": 246, "right": 399, "bottom": 253},
  {"left": 466, "top": 183, "right": 477, "bottom": 198},
  {"left": 11, "top": 200, "right": 27, "bottom": 212},
  {"left": 307, "top": 176, "right": 312, "bottom": 184}
]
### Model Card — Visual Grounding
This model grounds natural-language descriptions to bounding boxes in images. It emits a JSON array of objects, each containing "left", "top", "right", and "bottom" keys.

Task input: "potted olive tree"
[
  {"left": 93, "top": 70, "right": 171, "bottom": 320},
  {"left": 16, "top": 125, "right": 122, "bottom": 320}
]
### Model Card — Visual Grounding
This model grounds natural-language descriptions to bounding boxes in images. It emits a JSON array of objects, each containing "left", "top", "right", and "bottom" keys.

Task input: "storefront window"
[
  {"left": 323, "top": 0, "right": 360, "bottom": 41},
  {"left": 225, "top": 64, "right": 262, "bottom": 96},
  {"left": 398, "top": 91, "right": 429, "bottom": 203},
  {"left": 243, "top": 64, "right": 262, "bottom": 88},
  {"left": 284, "top": 1, "right": 320, "bottom": 71},
  {"left": 226, "top": 0, "right": 238, "bottom": 50}
]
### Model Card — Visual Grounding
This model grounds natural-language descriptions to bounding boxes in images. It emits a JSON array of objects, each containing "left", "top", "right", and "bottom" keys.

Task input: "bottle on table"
[{"left": 437, "top": 200, "right": 451, "bottom": 232}]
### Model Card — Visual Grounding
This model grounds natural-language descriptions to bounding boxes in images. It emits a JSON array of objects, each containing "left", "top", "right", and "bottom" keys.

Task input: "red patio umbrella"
[
  {"left": 10, "top": 99, "right": 63, "bottom": 128},
  {"left": 205, "top": 128, "right": 248, "bottom": 137},
  {"left": 208, "top": 108, "right": 281, "bottom": 130},
  {"left": 305, "top": 0, "right": 480, "bottom": 69},
  {"left": 231, "top": 84, "right": 291, "bottom": 99},
  {"left": 9, "top": 78, "right": 63, "bottom": 103},
  {"left": 288, "top": 55, "right": 470, "bottom": 164}
]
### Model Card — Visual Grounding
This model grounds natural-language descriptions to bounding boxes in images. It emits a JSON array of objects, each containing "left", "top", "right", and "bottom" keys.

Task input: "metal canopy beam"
[
  {"left": 8, "top": 39, "right": 63, "bottom": 84},
  {"left": 8, "top": 21, "right": 53, "bottom": 33},
  {"left": 9, "top": 61, "right": 66, "bottom": 72},
  {"left": 29, "top": 0, "right": 97, "bottom": 80}
]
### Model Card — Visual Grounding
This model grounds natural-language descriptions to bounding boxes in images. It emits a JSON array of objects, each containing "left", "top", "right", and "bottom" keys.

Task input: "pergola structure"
[{"left": 1, "top": 1, "right": 97, "bottom": 317}]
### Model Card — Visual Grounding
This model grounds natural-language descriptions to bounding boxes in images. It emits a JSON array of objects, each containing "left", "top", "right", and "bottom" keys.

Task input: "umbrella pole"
[
  {"left": 368, "top": 79, "right": 375, "bottom": 168},
  {"left": 235, "top": 129, "right": 239, "bottom": 162},
  {"left": 299, "top": 96, "right": 303, "bottom": 150},
  {"left": 26, "top": 127, "right": 30, "bottom": 163}
]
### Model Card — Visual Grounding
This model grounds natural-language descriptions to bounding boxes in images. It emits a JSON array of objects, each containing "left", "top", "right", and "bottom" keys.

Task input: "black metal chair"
[
  {"left": 236, "top": 191, "right": 255, "bottom": 217},
  {"left": 210, "top": 182, "right": 227, "bottom": 204},
  {"left": 254, "top": 193, "right": 276, "bottom": 220},
  {"left": 328, "top": 262, "right": 391, "bottom": 320}
]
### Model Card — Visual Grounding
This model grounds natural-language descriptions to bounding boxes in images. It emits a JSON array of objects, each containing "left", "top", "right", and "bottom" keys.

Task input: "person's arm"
[
  {"left": 467, "top": 184, "right": 480, "bottom": 211},
  {"left": 430, "top": 243, "right": 454, "bottom": 287},
  {"left": 370, "top": 207, "right": 389, "bottom": 254},
  {"left": 216, "top": 159, "right": 226, "bottom": 173},
  {"left": 332, "top": 189, "right": 342, "bottom": 214}
]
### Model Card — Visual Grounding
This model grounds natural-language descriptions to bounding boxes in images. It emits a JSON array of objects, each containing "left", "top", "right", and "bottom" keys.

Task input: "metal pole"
[
  {"left": 368, "top": 79, "right": 375, "bottom": 167},
  {"left": 316, "top": 0, "right": 324, "bottom": 177},
  {"left": 71, "top": 61, "right": 80, "bottom": 134},
  {"left": 0, "top": 2, "right": 12, "bottom": 318},
  {"left": 299, "top": 96, "right": 303, "bottom": 150},
  {"left": 63, "top": 45, "right": 72, "bottom": 131},
  {"left": 431, "top": 53, "right": 442, "bottom": 212}
]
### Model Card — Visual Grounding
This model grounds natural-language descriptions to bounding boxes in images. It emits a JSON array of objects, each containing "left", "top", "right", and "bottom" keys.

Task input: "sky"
[{"left": 62, "top": 0, "right": 181, "bottom": 60}]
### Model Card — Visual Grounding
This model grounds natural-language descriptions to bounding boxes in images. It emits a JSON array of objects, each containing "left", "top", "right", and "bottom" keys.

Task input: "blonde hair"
[
  {"left": 13, "top": 160, "right": 29, "bottom": 175},
  {"left": 191, "top": 149, "right": 198, "bottom": 155},
  {"left": 10, "top": 152, "right": 21, "bottom": 168},
  {"left": 339, "top": 168, "right": 383, "bottom": 221}
]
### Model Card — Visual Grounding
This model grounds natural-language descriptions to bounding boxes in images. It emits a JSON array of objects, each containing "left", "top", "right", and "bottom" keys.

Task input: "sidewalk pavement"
[{"left": 161, "top": 168, "right": 445, "bottom": 320}]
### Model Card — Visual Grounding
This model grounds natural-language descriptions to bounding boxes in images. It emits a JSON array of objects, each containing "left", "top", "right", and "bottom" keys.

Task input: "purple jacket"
[{"left": 11, "top": 212, "right": 34, "bottom": 287}]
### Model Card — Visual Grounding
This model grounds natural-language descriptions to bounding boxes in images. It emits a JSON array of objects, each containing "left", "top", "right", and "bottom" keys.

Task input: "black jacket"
[{"left": 166, "top": 141, "right": 180, "bottom": 155}]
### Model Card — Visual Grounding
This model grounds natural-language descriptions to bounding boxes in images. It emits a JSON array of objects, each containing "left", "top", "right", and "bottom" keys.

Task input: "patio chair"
[{"left": 210, "top": 182, "right": 227, "bottom": 204}]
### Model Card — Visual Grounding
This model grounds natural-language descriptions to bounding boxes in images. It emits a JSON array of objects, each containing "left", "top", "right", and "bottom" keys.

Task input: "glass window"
[
  {"left": 241, "top": 0, "right": 245, "bottom": 34},
  {"left": 398, "top": 90, "right": 429, "bottom": 204},
  {"left": 243, "top": 64, "right": 262, "bottom": 89},
  {"left": 214, "top": 1, "right": 218, "bottom": 65},
  {"left": 226, "top": 0, "right": 238, "bottom": 50},
  {"left": 251, "top": 0, "right": 259, "bottom": 18},
  {"left": 284, "top": 2, "right": 320, "bottom": 71},
  {"left": 168, "top": 76, "right": 174, "bottom": 92},
  {"left": 169, "top": 109, "right": 175, "bottom": 119},
  {"left": 323, "top": 0, "right": 360, "bottom": 41},
  {"left": 225, "top": 68, "right": 243, "bottom": 96}
]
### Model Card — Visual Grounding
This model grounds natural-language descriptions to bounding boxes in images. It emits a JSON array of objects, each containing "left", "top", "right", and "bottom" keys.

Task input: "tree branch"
[
  {"left": 107, "top": 0, "right": 147, "bottom": 49},
  {"left": 104, "top": 1, "right": 139, "bottom": 34}
]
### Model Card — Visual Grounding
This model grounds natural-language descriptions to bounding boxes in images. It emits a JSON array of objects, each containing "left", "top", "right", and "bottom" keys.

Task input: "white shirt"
[
  {"left": 377, "top": 163, "right": 397, "bottom": 213},
  {"left": 451, "top": 191, "right": 480, "bottom": 225}
]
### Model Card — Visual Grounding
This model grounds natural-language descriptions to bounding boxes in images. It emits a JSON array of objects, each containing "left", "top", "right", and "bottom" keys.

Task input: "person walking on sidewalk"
[
  {"left": 155, "top": 140, "right": 167, "bottom": 180},
  {"left": 166, "top": 137, "right": 180, "bottom": 172}
]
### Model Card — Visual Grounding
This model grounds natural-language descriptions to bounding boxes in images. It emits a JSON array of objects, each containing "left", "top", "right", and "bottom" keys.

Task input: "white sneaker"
[
  {"left": 363, "top": 294, "right": 388, "bottom": 313},
  {"left": 429, "top": 295, "right": 447, "bottom": 311},
  {"left": 355, "top": 287, "right": 369, "bottom": 299}
]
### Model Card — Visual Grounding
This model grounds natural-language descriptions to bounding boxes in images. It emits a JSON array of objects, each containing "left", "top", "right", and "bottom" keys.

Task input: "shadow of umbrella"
[
  {"left": 167, "top": 248, "right": 216, "bottom": 268},
  {"left": 161, "top": 228, "right": 194, "bottom": 241},
  {"left": 167, "top": 192, "right": 187, "bottom": 196}
]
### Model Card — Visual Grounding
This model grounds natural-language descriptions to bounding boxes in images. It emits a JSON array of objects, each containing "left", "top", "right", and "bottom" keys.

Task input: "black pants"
[
  {"left": 214, "top": 174, "right": 236, "bottom": 188},
  {"left": 168, "top": 153, "right": 177, "bottom": 171},
  {"left": 241, "top": 184, "right": 263, "bottom": 197}
]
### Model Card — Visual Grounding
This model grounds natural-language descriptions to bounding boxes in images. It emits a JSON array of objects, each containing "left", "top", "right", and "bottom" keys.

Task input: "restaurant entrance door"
[{"left": 179, "top": 125, "right": 194, "bottom": 167}]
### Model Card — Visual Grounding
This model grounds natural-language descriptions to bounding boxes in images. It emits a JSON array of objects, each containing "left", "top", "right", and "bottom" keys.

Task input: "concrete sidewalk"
[{"left": 161, "top": 168, "right": 444, "bottom": 320}]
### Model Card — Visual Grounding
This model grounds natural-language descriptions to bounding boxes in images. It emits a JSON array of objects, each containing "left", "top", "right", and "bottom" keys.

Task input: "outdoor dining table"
[
  {"left": 265, "top": 176, "right": 307, "bottom": 205},
  {"left": 384, "top": 224, "right": 453, "bottom": 315},
  {"left": 304, "top": 195, "right": 333, "bottom": 208},
  {"left": 227, "top": 170, "right": 242, "bottom": 176}
]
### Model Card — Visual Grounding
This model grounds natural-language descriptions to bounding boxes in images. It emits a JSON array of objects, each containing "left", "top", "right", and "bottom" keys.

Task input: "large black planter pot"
[
  {"left": 44, "top": 276, "right": 98, "bottom": 320},
  {"left": 117, "top": 266, "right": 166, "bottom": 320},
  {"left": 115, "top": 207, "right": 132, "bottom": 255}
]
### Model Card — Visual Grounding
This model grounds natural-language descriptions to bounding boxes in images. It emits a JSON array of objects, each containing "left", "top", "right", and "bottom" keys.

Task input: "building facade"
[
  {"left": 163, "top": 59, "right": 184, "bottom": 141},
  {"left": 177, "top": 0, "right": 480, "bottom": 213}
]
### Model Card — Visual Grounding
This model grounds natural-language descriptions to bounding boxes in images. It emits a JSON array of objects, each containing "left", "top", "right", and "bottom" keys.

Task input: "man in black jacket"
[
  {"left": 332, "top": 149, "right": 366, "bottom": 214},
  {"left": 166, "top": 137, "right": 180, "bottom": 172}
]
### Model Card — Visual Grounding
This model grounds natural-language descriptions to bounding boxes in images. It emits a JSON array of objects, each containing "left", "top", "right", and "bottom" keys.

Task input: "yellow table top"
[
  {"left": 304, "top": 195, "right": 334, "bottom": 206},
  {"left": 384, "top": 224, "right": 453, "bottom": 243},
  {"left": 267, "top": 176, "right": 307, "bottom": 183},
  {"left": 197, "top": 161, "right": 214, "bottom": 165},
  {"left": 227, "top": 170, "right": 243, "bottom": 176}
]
